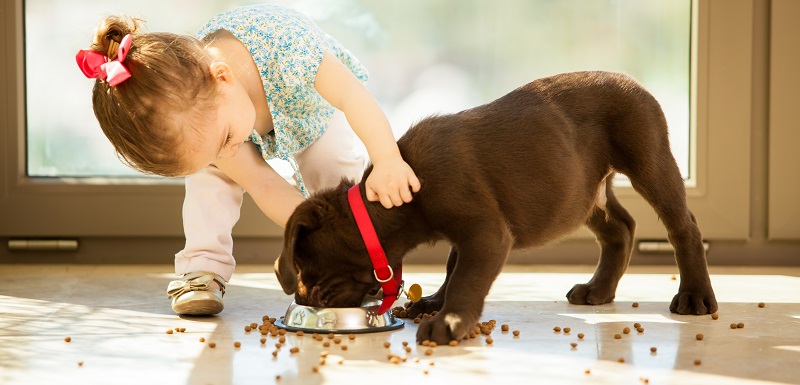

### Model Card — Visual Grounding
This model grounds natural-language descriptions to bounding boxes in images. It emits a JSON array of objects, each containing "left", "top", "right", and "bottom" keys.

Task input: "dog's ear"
[{"left": 274, "top": 203, "right": 323, "bottom": 295}]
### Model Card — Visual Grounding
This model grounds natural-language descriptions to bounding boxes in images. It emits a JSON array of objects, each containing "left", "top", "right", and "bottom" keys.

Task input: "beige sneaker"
[{"left": 166, "top": 272, "right": 226, "bottom": 315}]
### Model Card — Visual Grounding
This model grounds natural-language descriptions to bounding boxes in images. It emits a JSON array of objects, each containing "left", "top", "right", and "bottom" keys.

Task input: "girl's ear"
[{"left": 209, "top": 61, "right": 234, "bottom": 84}]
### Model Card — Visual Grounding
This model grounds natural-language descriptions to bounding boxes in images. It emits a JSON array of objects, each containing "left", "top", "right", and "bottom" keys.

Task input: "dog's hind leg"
[
  {"left": 626, "top": 156, "right": 718, "bottom": 315},
  {"left": 405, "top": 246, "right": 457, "bottom": 318},
  {"left": 567, "top": 175, "right": 636, "bottom": 305}
]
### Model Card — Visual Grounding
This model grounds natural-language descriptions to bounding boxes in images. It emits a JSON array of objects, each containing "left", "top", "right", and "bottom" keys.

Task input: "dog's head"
[{"left": 274, "top": 182, "right": 382, "bottom": 308}]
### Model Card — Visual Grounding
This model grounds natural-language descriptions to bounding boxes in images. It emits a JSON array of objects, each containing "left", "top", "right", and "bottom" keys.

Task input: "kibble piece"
[
  {"left": 486, "top": 337, "right": 494, "bottom": 344},
  {"left": 208, "top": 342, "right": 216, "bottom": 348},
  {"left": 501, "top": 324, "right": 509, "bottom": 332},
  {"left": 425, "top": 348, "right": 433, "bottom": 356},
  {"left": 730, "top": 323, "right": 738, "bottom": 329},
  {"left": 275, "top": 343, "right": 282, "bottom": 349},
  {"left": 614, "top": 334, "right": 622, "bottom": 339},
  {"left": 278, "top": 329, "right": 286, "bottom": 336},
  {"left": 553, "top": 326, "right": 562, "bottom": 332},
  {"left": 77, "top": 361, "right": 83, "bottom": 367},
  {"left": 711, "top": 313, "right": 719, "bottom": 320},
  {"left": 390, "top": 356, "right": 400, "bottom": 364},
  {"left": 260, "top": 338, "right": 266, "bottom": 344},
  {"left": 290, "top": 347, "right": 300, "bottom": 354},
  {"left": 512, "top": 330, "right": 520, "bottom": 337},
  {"left": 563, "top": 327, "right": 571, "bottom": 333},
  {"left": 320, "top": 351, "right": 329, "bottom": 358},
  {"left": 584, "top": 369, "right": 591, "bottom": 374},
  {"left": 339, "top": 360, "right": 344, "bottom": 365},
  {"left": 250, "top": 322, "right": 258, "bottom": 329},
  {"left": 429, "top": 341, "right": 438, "bottom": 348},
  {"left": 429, "top": 361, "right": 435, "bottom": 366},
  {"left": 402, "top": 341, "right": 409, "bottom": 347},
  {"left": 632, "top": 302, "right": 639, "bottom": 308},
  {"left": 449, "top": 340, "right": 458, "bottom": 347},
  {"left": 424, "top": 370, "right": 429, "bottom": 375},
  {"left": 634, "top": 323, "right": 642, "bottom": 328},
  {"left": 297, "top": 331, "right": 304, "bottom": 336},
  {"left": 383, "top": 342, "right": 391, "bottom": 348},
  {"left": 341, "top": 345, "right": 348, "bottom": 351},
  {"left": 670, "top": 275, "right": 677, "bottom": 280},
  {"left": 244, "top": 325, "right": 251, "bottom": 332},
  {"left": 348, "top": 333, "right": 356, "bottom": 340},
  {"left": 694, "top": 359, "right": 702, "bottom": 366},
  {"left": 404, "top": 346, "right": 412, "bottom": 353},
  {"left": 64, "top": 337, "right": 72, "bottom": 343},
  {"left": 279, "top": 336, "right": 286, "bottom": 343},
  {"left": 234, "top": 341, "right": 241, "bottom": 348},
  {"left": 272, "top": 350, "right": 279, "bottom": 357},
  {"left": 199, "top": 337, "right": 206, "bottom": 342},
  {"left": 737, "top": 323, "right": 745, "bottom": 329},
  {"left": 421, "top": 340, "right": 430, "bottom": 346},
  {"left": 695, "top": 334, "right": 704, "bottom": 341},
  {"left": 623, "top": 327, "right": 631, "bottom": 334},
  {"left": 179, "top": 328, "right": 186, "bottom": 332},
  {"left": 570, "top": 342, "right": 577, "bottom": 348},
  {"left": 758, "top": 302, "right": 766, "bottom": 308},
  {"left": 637, "top": 327, "right": 644, "bottom": 333},
  {"left": 323, "top": 342, "right": 331, "bottom": 347},
  {"left": 312, "top": 366, "right": 319, "bottom": 373},
  {"left": 650, "top": 347, "right": 657, "bottom": 353},
  {"left": 166, "top": 329, "right": 173, "bottom": 335},
  {"left": 275, "top": 375, "right": 281, "bottom": 381},
  {"left": 618, "top": 357, "right": 625, "bottom": 363},
  {"left": 327, "top": 333, "right": 335, "bottom": 339},
  {"left": 334, "top": 337, "right": 341, "bottom": 344},
  {"left": 577, "top": 333, "right": 585, "bottom": 339}
]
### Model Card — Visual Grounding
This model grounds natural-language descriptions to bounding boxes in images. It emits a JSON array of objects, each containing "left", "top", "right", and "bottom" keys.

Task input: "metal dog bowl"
[{"left": 274, "top": 298, "right": 404, "bottom": 334}]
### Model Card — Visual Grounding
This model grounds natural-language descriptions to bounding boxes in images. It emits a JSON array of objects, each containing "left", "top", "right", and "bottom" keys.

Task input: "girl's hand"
[{"left": 365, "top": 158, "right": 421, "bottom": 209}]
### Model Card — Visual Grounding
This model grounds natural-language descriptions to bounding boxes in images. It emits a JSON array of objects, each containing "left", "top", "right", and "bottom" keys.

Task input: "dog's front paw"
[
  {"left": 566, "top": 283, "right": 616, "bottom": 305},
  {"left": 416, "top": 311, "right": 475, "bottom": 345},
  {"left": 405, "top": 293, "right": 444, "bottom": 319},
  {"left": 670, "top": 287, "right": 718, "bottom": 315}
]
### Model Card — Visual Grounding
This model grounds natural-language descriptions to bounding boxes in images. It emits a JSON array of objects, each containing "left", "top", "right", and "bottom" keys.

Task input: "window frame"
[{"left": 0, "top": 0, "right": 753, "bottom": 244}]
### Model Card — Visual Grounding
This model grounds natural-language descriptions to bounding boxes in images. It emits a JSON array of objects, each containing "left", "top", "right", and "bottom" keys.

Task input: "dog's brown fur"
[{"left": 274, "top": 71, "right": 718, "bottom": 344}]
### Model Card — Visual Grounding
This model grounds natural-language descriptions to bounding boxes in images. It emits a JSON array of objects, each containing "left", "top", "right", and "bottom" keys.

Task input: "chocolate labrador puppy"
[{"left": 274, "top": 71, "right": 718, "bottom": 344}]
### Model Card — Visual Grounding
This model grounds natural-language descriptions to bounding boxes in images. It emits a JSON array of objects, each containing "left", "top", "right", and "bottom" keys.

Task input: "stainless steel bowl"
[{"left": 274, "top": 298, "right": 404, "bottom": 334}]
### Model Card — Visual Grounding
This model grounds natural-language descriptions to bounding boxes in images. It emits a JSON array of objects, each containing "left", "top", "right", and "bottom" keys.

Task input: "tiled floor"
[{"left": 1, "top": 264, "right": 799, "bottom": 385}]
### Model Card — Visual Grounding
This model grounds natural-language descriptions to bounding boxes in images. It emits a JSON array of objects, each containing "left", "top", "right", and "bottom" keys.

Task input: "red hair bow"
[{"left": 75, "top": 34, "right": 132, "bottom": 86}]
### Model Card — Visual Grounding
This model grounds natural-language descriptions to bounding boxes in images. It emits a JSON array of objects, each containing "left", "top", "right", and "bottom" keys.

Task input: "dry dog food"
[
  {"left": 632, "top": 302, "right": 639, "bottom": 308},
  {"left": 577, "top": 333, "right": 585, "bottom": 339},
  {"left": 424, "top": 348, "right": 433, "bottom": 356},
  {"left": 234, "top": 342, "right": 241, "bottom": 348},
  {"left": 250, "top": 322, "right": 258, "bottom": 329},
  {"left": 637, "top": 327, "right": 644, "bottom": 333},
  {"left": 553, "top": 326, "right": 561, "bottom": 332},
  {"left": 614, "top": 334, "right": 622, "bottom": 339},
  {"left": 711, "top": 313, "right": 719, "bottom": 320},
  {"left": 650, "top": 347, "right": 657, "bottom": 353},
  {"left": 513, "top": 331, "right": 520, "bottom": 337},
  {"left": 570, "top": 342, "right": 577, "bottom": 348},
  {"left": 623, "top": 327, "right": 631, "bottom": 334},
  {"left": 449, "top": 340, "right": 458, "bottom": 347},
  {"left": 737, "top": 322, "right": 745, "bottom": 328},
  {"left": 296, "top": 331, "right": 304, "bottom": 336},
  {"left": 617, "top": 357, "right": 625, "bottom": 363},
  {"left": 341, "top": 345, "right": 348, "bottom": 351},
  {"left": 486, "top": 337, "right": 494, "bottom": 344},
  {"left": 758, "top": 302, "right": 766, "bottom": 308},
  {"left": 244, "top": 326, "right": 251, "bottom": 332},
  {"left": 64, "top": 337, "right": 71, "bottom": 342},
  {"left": 279, "top": 336, "right": 286, "bottom": 343},
  {"left": 323, "top": 342, "right": 331, "bottom": 347},
  {"left": 634, "top": 323, "right": 641, "bottom": 328},
  {"left": 694, "top": 359, "right": 702, "bottom": 365},
  {"left": 730, "top": 323, "right": 737, "bottom": 329},
  {"left": 260, "top": 338, "right": 266, "bottom": 344},
  {"left": 421, "top": 340, "right": 430, "bottom": 346},
  {"left": 563, "top": 327, "right": 571, "bottom": 333},
  {"left": 166, "top": 329, "right": 173, "bottom": 334},
  {"left": 208, "top": 342, "right": 216, "bottom": 348},
  {"left": 290, "top": 347, "right": 300, "bottom": 354},
  {"left": 501, "top": 324, "right": 509, "bottom": 332},
  {"left": 383, "top": 342, "right": 391, "bottom": 348},
  {"left": 695, "top": 334, "right": 704, "bottom": 341}
]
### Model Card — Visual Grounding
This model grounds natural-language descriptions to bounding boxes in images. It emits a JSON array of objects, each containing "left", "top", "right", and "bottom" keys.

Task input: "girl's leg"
[
  {"left": 174, "top": 165, "right": 243, "bottom": 282},
  {"left": 295, "top": 110, "right": 368, "bottom": 192}
]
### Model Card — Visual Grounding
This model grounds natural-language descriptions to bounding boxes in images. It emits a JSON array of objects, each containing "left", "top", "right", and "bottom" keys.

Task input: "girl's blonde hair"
[{"left": 89, "top": 15, "right": 216, "bottom": 177}]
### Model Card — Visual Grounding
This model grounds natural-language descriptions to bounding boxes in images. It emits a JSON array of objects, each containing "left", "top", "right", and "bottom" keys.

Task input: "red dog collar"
[{"left": 347, "top": 184, "right": 402, "bottom": 315}]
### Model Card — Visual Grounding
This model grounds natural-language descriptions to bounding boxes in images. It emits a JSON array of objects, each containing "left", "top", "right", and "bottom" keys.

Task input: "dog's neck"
[{"left": 353, "top": 189, "right": 438, "bottom": 268}]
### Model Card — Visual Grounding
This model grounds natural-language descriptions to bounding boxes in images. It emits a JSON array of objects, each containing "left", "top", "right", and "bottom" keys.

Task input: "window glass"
[{"left": 26, "top": 0, "right": 690, "bottom": 178}]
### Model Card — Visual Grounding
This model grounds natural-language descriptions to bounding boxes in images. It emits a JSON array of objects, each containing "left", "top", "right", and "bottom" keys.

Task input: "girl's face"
[{"left": 184, "top": 66, "right": 256, "bottom": 175}]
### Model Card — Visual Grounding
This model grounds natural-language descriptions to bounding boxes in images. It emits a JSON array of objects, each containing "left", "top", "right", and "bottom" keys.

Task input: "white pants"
[{"left": 174, "top": 111, "right": 367, "bottom": 281}]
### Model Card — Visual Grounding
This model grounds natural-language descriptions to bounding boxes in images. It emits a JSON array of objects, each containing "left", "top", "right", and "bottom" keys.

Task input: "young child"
[{"left": 76, "top": 4, "right": 420, "bottom": 315}]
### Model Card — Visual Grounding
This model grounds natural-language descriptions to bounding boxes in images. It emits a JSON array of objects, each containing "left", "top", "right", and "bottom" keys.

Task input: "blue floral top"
[{"left": 197, "top": 4, "right": 369, "bottom": 196}]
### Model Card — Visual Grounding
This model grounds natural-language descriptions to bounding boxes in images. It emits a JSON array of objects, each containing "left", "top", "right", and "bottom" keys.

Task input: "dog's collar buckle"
[{"left": 348, "top": 184, "right": 403, "bottom": 315}]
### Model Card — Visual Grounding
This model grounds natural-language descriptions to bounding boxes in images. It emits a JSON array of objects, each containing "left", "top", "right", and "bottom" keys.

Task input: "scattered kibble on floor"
[{"left": 696, "top": 334, "right": 704, "bottom": 341}]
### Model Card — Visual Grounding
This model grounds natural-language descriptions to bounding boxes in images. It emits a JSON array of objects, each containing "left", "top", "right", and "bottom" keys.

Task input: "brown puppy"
[{"left": 274, "top": 71, "right": 718, "bottom": 344}]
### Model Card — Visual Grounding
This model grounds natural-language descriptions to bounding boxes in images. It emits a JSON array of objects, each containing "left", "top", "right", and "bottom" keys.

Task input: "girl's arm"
[
  {"left": 313, "top": 52, "right": 421, "bottom": 209},
  {"left": 215, "top": 143, "right": 304, "bottom": 228}
]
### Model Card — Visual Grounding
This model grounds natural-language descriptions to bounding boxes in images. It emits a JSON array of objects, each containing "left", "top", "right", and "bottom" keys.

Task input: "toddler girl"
[{"left": 76, "top": 4, "right": 420, "bottom": 315}]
